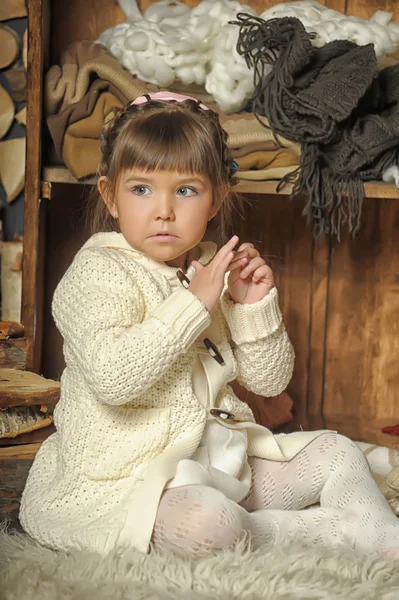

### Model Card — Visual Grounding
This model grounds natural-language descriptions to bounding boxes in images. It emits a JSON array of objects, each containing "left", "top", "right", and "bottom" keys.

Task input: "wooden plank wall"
[{"left": 46, "top": 0, "right": 399, "bottom": 446}]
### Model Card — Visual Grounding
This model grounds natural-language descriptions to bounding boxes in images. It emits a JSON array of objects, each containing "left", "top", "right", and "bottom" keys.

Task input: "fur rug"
[{"left": 1, "top": 528, "right": 399, "bottom": 599}]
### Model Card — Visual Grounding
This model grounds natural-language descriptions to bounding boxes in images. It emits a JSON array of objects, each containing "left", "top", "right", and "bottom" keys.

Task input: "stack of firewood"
[
  {"left": 0, "top": 1, "right": 28, "bottom": 324},
  {"left": 0, "top": 322, "right": 60, "bottom": 446},
  {"left": 0, "top": 0, "right": 27, "bottom": 202}
]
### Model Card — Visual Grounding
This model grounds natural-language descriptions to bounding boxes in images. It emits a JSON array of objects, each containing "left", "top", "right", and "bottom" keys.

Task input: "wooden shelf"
[
  {"left": 43, "top": 166, "right": 96, "bottom": 187},
  {"left": 42, "top": 166, "right": 399, "bottom": 199},
  {"left": 235, "top": 180, "right": 399, "bottom": 199}
]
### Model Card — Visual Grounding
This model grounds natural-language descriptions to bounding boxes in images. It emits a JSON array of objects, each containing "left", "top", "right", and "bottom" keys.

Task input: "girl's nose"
[{"left": 156, "top": 195, "right": 175, "bottom": 221}]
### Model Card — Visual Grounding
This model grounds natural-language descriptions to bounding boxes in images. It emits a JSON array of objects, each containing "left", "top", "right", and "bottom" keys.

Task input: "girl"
[{"left": 20, "top": 92, "right": 399, "bottom": 558}]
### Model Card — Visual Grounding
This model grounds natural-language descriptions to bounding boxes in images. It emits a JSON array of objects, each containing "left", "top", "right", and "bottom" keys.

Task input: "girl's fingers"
[
  {"left": 229, "top": 250, "right": 249, "bottom": 268},
  {"left": 237, "top": 242, "right": 254, "bottom": 252},
  {"left": 191, "top": 260, "right": 203, "bottom": 273},
  {"left": 219, "top": 251, "right": 235, "bottom": 275},
  {"left": 240, "top": 256, "right": 266, "bottom": 279},
  {"left": 229, "top": 257, "right": 247, "bottom": 271},
  {"left": 223, "top": 235, "right": 239, "bottom": 253},
  {"left": 228, "top": 248, "right": 257, "bottom": 269},
  {"left": 215, "top": 235, "right": 239, "bottom": 263},
  {"left": 252, "top": 265, "right": 272, "bottom": 282}
]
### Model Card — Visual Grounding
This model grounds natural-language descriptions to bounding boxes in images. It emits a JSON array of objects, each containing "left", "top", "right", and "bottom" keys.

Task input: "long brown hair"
[{"left": 86, "top": 97, "right": 241, "bottom": 242}]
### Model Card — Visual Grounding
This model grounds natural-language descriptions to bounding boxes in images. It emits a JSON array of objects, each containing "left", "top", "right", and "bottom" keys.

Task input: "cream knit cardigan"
[{"left": 20, "top": 232, "right": 327, "bottom": 555}]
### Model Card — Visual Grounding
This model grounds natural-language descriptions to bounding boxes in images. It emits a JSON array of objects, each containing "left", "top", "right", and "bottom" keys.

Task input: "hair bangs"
[{"left": 117, "top": 110, "right": 217, "bottom": 181}]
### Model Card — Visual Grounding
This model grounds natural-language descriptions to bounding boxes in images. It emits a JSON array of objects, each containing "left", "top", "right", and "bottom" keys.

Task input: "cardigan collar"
[{"left": 82, "top": 232, "right": 217, "bottom": 283}]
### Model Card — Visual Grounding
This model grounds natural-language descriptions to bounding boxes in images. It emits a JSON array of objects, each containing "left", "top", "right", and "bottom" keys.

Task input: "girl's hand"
[
  {"left": 189, "top": 236, "right": 248, "bottom": 312},
  {"left": 228, "top": 243, "right": 275, "bottom": 304}
]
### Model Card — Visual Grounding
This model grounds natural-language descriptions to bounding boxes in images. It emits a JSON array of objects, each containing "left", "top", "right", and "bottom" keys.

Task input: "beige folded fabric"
[
  {"left": 47, "top": 79, "right": 137, "bottom": 160},
  {"left": 237, "top": 167, "right": 297, "bottom": 182},
  {"left": 63, "top": 92, "right": 124, "bottom": 179},
  {"left": 58, "top": 87, "right": 301, "bottom": 179},
  {"left": 377, "top": 49, "right": 399, "bottom": 70},
  {"left": 234, "top": 147, "right": 299, "bottom": 183},
  {"left": 236, "top": 149, "right": 298, "bottom": 171},
  {"left": 45, "top": 43, "right": 301, "bottom": 180},
  {"left": 45, "top": 41, "right": 148, "bottom": 116},
  {"left": 214, "top": 108, "right": 301, "bottom": 156},
  {"left": 232, "top": 141, "right": 281, "bottom": 157}
]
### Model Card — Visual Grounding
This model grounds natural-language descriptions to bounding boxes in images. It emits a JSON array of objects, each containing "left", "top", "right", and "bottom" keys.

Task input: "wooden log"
[
  {"left": 0, "top": 84, "right": 15, "bottom": 140},
  {"left": 0, "top": 405, "right": 54, "bottom": 438},
  {"left": 22, "top": 28, "right": 27, "bottom": 71},
  {"left": 0, "top": 25, "right": 19, "bottom": 70},
  {"left": 0, "top": 138, "right": 25, "bottom": 203},
  {"left": 0, "top": 423, "right": 55, "bottom": 446},
  {"left": 0, "top": 443, "right": 40, "bottom": 459},
  {"left": 16, "top": 106, "right": 26, "bottom": 126},
  {"left": 0, "top": 0, "right": 27, "bottom": 21},
  {"left": 1, "top": 241, "right": 23, "bottom": 322},
  {"left": 0, "top": 368, "right": 60, "bottom": 409},
  {"left": 4, "top": 67, "right": 27, "bottom": 103},
  {"left": 0, "top": 322, "right": 24, "bottom": 339},
  {"left": 0, "top": 338, "right": 26, "bottom": 370}
]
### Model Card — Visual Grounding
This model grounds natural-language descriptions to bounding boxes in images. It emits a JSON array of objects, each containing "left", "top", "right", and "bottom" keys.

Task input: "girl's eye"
[
  {"left": 132, "top": 185, "right": 150, "bottom": 196},
  {"left": 177, "top": 187, "right": 197, "bottom": 197}
]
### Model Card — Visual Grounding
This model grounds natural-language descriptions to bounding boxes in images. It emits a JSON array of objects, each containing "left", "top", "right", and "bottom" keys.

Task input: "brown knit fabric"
[
  {"left": 45, "top": 41, "right": 148, "bottom": 116},
  {"left": 232, "top": 14, "right": 399, "bottom": 239}
]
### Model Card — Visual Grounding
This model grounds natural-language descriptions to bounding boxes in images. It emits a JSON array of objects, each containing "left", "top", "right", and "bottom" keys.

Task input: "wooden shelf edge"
[
  {"left": 42, "top": 166, "right": 399, "bottom": 200},
  {"left": 235, "top": 180, "right": 399, "bottom": 199},
  {"left": 0, "top": 442, "right": 41, "bottom": 460},
  {"left": 43, "top": 166, "right": 96, "bottom": 186}
]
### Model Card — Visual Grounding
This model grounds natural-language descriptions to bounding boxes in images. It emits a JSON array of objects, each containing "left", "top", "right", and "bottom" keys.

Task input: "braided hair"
[{"left": 88, "top": 97, "right": 240, "bottom": 243}]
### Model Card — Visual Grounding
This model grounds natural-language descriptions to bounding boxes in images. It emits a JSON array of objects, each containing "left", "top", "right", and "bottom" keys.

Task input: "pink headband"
[{"left": 131, "top": 90, "right": 209, "bottom": 110}]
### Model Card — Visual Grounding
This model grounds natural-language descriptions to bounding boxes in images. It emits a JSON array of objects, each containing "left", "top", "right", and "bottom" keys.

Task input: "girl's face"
[{"left": 99, "top": 168, "right": 221, "bottom": 269}]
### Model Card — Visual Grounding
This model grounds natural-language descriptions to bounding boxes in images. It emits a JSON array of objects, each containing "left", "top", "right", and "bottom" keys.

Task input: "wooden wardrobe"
[{"left": 23, "top": 0, "right": 399, "bottom": 448}]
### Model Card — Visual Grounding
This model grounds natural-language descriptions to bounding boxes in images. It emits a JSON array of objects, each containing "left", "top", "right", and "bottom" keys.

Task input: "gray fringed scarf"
[{"left": 232, "top": 14, "right": 399, "bottom": 239}]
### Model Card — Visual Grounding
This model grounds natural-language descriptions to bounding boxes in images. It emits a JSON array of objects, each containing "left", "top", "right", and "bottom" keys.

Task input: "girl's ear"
[
  {"left": 209, "top": 184, "right": 230, "bottom": 219},
  {"left": 98, "top": 176, "right": 116, "bottom": 216}
]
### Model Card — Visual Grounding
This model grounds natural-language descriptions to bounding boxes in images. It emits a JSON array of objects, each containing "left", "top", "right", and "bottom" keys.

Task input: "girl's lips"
[{"left": 151, "top": 233, "right": 178, "bottom": 241}]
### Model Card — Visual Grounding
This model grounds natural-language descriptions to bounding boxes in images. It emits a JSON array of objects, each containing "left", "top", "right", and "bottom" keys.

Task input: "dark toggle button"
[
  {"left": 176, "top": 269, "right": 224, "bottom": 366},
  {"left": 210, "top": 408, "right": 235, "bottom": 420},
  {"left": 176, "top": 269, "right": 190, "bottom": 288},
  {"left": 204, "top": 337, "right": 225, "bottom": 365}
]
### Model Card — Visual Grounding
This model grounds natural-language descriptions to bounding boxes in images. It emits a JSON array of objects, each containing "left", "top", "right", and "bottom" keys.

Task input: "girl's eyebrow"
[
  {"left": 123, "top": 174, "right": 206, "bottom": 185},
  {"left": 123, "top": 175, "right": 154, "bottom": 184}
]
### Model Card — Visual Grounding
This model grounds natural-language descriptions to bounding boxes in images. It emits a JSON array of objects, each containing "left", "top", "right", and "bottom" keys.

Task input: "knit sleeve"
[
  {"left": 52, "top": 248, "right": 211, "bottom": 405},
  {"left": 220, "top": 287, "right": 294, "bottom": 396}
]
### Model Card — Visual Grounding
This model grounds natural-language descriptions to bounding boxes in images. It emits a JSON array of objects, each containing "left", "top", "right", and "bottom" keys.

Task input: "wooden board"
[
  {"left": 41, "top": 167, "right": 399, "bottom": 200},
  {"left": 307, "top": 238, "right": 330, "bottom": 431},
  {"left": 41, "top": 184, "right": 92, "bottom": 380},
  {"left": 323, "top": 197, "right": 399, "bottom": 448},
  {"left": 51, "top": 0, "right": 126, "bottom": 63},
  {"left": 346, "top": 0, "right": 399, "bottom": 20},
  {"left": 234, "top": 194, "right": 315, "bottom": 430},
  {"left": 22, "top": 0, "right": 47, "bottom": 373}
]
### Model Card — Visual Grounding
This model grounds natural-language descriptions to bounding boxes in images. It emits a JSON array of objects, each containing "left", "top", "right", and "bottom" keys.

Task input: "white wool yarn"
[
  {"left": 382, "top": 166, "right": 399, "bottom": 187},
  {"left": 98, "top": 0, "right": 399, "bottom": 114},
  {"left": 260, "top": 1, "right": 399, "bottom": 58},
  {"left": 98, "top": 0, "right": 255, "bottom": 105}
]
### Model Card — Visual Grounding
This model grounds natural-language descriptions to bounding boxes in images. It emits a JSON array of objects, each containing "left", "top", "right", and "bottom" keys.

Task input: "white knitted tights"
[{"left": 152, "top": 433, "right": 399, "bottom": 556}]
